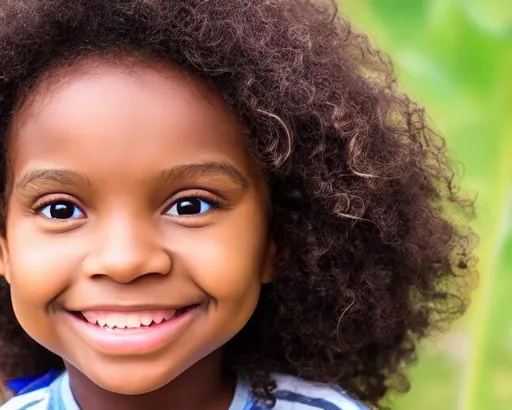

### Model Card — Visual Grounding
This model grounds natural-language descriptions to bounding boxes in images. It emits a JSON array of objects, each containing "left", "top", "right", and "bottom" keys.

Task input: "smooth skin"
[{"left": 0, "top": 57, "right": 276, "bottom": 410}]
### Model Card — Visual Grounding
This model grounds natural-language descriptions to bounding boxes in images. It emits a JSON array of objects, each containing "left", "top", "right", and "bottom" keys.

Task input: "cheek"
[
  {"left": 171, "top": 200, "right": 271, "bottom": 302},
  {"left": 6, "top": 218, "right": 82, "bottom": 308},
  {"left": 4, "top": 220, "right": 80, "bottom": 352}
]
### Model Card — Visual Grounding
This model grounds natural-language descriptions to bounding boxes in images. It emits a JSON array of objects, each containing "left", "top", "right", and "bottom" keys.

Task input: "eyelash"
[
  {"left": 32, "top": 195, "right": 86, "bottom": 218},
  {"left": 164, "top": 193, "right": 223, "bottom": 214},
  {"left": 32, "top": 191, "right": 224, "bottom": 219}
]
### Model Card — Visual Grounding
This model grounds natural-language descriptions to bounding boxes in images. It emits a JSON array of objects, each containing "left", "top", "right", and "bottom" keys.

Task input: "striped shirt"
[{"left": 1, "top": 371, "right": 369, "bottom": 410}]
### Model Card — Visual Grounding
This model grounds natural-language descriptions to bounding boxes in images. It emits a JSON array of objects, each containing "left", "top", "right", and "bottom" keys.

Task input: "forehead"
[
  {"left": 13, "top": 56, "right": 230, "bottom": 126},
  {"left": 8, "top": 57, "right": 251, "bottom": 178}
]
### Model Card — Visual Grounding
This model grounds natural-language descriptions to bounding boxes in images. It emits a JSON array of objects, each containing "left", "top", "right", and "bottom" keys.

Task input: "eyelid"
[
  {"left": 162, "top": 190, "right": 224, "bottom": 214},
  {"left": 32, "top": 194, "right": 87, "bottom": 216},
  {"left": 30, "top": 190, "right": 227, "bottom": 219}
]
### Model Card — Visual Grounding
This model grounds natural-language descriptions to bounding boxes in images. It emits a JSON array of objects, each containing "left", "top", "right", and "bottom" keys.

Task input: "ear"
[
  {"left": 261, "top": 240, "right": 277, "bottom": 284},
  {"left": 0, "top": 237, "right": 11, "bottom": 284}
]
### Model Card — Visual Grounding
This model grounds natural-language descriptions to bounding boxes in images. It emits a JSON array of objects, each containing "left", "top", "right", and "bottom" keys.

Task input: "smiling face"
[{"left": 0, "top": 58, "right": 275, "bottom": 395}]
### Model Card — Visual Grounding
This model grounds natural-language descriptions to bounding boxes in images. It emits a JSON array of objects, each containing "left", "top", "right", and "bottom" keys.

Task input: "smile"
[
  {"left": 79, "top": 309, "right": 177, "bottom": 329},
  {"left": 63, "top": 305, "right": 200, "bottom": 355}
]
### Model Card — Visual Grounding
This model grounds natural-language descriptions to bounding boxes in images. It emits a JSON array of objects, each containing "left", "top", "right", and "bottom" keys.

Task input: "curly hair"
[{"left": 0, "top": 0, "right": 476, "bottom": 408}]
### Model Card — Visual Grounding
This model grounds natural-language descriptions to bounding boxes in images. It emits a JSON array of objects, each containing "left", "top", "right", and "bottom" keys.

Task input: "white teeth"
[
  {"left": 80, "top": 309, "right": 177, "bottom": 329},
  {"left": 126, "top": 316, "right": 141, "bottom": 329},
  {"left": 105, "top": 316, "right": 124, "bottom": 329},
  {"left": 113, "top": 314, "right": 127, "bottom": 329},
  {"left": 153, "top": 313, "right": 164, "bottom": 325},
  {"left": 140, "top": 314, "right": 153, "bottom": 326},
  {"left": 105, "top": 316, "right": 118, "bottom": 329},
  {"left": 163, "top": 311, "right": 175, "bottom": 321}
]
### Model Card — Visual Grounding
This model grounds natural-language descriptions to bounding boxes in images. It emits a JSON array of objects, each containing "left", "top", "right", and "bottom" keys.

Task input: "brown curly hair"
[{"left": 0, "top": 0, "right": 476, "bottom": 408}]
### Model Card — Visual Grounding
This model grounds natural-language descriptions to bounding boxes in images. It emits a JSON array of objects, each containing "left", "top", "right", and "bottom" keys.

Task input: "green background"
[{"left": 341, "top": 1, "right": 512, "bottom": 409}]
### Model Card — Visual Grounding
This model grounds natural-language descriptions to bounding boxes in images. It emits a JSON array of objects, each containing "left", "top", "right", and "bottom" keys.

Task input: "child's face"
[{"left": 0, "top": 59, "right": 275, "bottom": 394}]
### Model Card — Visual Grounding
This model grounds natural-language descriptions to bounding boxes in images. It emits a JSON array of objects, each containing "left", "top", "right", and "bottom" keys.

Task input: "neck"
[{"left": 66, "top": 350, "right": 236, "bottom": 410}]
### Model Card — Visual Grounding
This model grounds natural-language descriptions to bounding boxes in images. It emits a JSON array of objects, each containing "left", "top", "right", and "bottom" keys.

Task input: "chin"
[
  {"left": 85, "top": 364, "right": 180, "bottom": 396},
  {"left": 98, "top": 374, "right": 173, "bottom": 395}
]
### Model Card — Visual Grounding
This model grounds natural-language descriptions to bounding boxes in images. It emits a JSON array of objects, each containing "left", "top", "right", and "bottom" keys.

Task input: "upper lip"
[{"left": 65, "top": 303, "right": 200, "bottom": 312}]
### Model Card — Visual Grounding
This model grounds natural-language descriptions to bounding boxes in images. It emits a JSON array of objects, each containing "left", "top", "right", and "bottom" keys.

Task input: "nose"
[{"left": 82, "top": 216, "right": 171, "bottom": 283}]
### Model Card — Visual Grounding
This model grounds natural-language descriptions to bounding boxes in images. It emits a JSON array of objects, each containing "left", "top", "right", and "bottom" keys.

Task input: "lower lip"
[{"left": 61, "top": 308, "right": 198, "bottom": 355}]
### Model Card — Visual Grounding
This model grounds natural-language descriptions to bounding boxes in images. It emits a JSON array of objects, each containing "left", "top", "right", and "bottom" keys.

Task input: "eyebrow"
[
  {"left": 15, "top": 168, "right": 93, "bottom": 190},
  {"left": 155, "top": 161, "right": 249, "bottom": 189},
  {"left": 15, "top": 161, "right": 249, "bottom": 191}
]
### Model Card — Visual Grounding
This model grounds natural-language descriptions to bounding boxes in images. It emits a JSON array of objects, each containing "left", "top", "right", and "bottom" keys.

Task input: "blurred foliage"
[{"left": 340, "top": 1, "right": 512, "bottom": 409}]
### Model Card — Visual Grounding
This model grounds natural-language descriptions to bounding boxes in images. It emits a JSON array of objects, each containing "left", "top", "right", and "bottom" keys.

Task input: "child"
[{"left": 0, "top": 1, "right": 475, "bottom": 409}]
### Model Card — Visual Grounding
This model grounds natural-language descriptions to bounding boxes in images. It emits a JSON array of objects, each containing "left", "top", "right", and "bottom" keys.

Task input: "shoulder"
[
  {"left": 0, "top": 388, "right": 50, "bottom": 409},
  {"left": 0, "top": 370, "right": 66, "bottom": 410},
  {"left": 271, "top": 374, "right": 369, "bottom": 410}
]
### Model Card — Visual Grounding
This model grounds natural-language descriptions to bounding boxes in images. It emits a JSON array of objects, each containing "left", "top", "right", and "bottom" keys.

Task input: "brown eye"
[
  {"left": 39, "top": 200, "right": 84, "bottom": 220},
  {"left": 167, "top": 198, "right": 213, "bottom": 216}
]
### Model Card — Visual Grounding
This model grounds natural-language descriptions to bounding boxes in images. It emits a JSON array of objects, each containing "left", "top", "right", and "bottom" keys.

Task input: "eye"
[
  {"left": 39, "top": 200, "right": 84, "bottom": 220},
  {"left": 167, "top": 198, "right": 213, "bottom": 216}
]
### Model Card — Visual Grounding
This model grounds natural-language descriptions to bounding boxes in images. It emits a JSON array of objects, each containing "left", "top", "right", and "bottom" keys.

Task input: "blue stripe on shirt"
[
  {"left": 18, "top": 399, "right": 45, "bottom": 410},
  {"left": 275, "top": 390, "right": 344, "bottom": 409},
  {"left": 2, "top": 371, "right": 369, "bottom": 410}
]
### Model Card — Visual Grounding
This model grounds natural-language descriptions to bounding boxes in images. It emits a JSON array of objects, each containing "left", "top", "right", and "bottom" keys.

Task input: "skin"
[{"left": 0, "top": 58, "right": 276, "bottom": 410}]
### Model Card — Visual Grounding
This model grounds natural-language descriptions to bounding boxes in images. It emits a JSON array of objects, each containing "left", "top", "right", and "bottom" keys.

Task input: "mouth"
[
  {"left": 70, "top": 305, "right": 198, "bottom": 331},
  {"left": 63, "top": 304, "right": 201, "bottom": 355}
]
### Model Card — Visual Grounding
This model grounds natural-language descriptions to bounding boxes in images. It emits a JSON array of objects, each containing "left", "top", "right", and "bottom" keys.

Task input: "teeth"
[
  {"left": 105, "top": 314, "right": 125, "bottom": 329},
  {"left": 140, "top": 314, "right": 153, "bottom": 326},
  {"left": 81, "top": 309, "right": 177, "bottom": 329},
  {"left": 83, "top": 311, "right": 98, "bottom": 325},
  {"left": 153, "top": 312, "right": 164, "bottom": 325},
  {"left": 126, "top": 316, "right": 140, "bottom": 329},
  {"left": 163, "top": 311, "right": 175, "bottom": 321}
]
